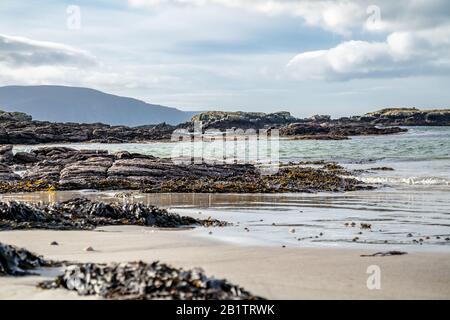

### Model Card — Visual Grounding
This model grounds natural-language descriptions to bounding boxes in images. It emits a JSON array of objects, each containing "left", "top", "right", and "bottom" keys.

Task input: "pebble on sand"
[
  {"left": 289, "top": 228, "right": 296, "bottom": 234},
  {"left": 84, "top": 246, "right": 95, "bottom": 252},
  {"left": 50, "top": 241, "right": 59, "bottom": 246}
]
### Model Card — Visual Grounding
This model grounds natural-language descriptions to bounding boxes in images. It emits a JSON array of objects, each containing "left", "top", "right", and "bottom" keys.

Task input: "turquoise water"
[
  {"left": 9, "top": 127, "right": 450, "bottom": 251},
  {"left": 280, "top": 126, "right": 450, "bottom": 163},
  {"left": 15, "top": 126, "right": 450, "bottom": 162},
  {"left": 14, "top": 126, "right": 450, "bottom": 186}
]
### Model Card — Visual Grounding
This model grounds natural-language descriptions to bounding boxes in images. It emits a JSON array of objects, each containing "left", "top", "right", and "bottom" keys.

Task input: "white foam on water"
[{"left": 355, "top": 176, "right": 450, "bottom": 186}]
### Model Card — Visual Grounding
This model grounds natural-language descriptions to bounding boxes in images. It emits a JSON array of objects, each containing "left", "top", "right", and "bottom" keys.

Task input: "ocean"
[{"left": 9, "top": 126, "right": 450, "bottom": 251}]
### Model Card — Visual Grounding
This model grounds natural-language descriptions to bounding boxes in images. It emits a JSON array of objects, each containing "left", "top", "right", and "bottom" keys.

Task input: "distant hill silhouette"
[{"left": 0, "top": 85, "right": 197, "bottom": 126}]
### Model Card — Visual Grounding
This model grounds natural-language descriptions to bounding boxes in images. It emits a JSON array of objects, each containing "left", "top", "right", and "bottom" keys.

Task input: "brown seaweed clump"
[
  {"left": 0, "top": 180, "right": 57, "bottom": 194},
  {"left": 150, "top": 166, "right": 372, "bottom": 193},
  {"left": 1, "top": 242, "right": 262, "bottom": 299},
  {"left": 0, "top": 242, "right": 53, "bottom": 276},
  {"left": 39, "top": 261, "right": 262, "bottom": 300},
  {"left": 0, "top": 198, "right": 228, "bottom": 231}
]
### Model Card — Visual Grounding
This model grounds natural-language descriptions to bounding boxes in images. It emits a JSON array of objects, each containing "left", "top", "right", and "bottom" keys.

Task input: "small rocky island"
[{"left": 4, "top": 107, "right": 448, "bottom": 144}]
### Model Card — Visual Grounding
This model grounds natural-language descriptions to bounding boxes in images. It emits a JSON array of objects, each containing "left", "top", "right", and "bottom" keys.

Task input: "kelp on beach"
[
  {"left": 0, "top": 198, "right": 228, "bottom": 231},
  {"left": 0, "top": 242, "right": 53, "bottom": 276},
  {"left": 38, "top": 261, "right": 262, "bottom": 300},
  {"left": 0, "top": 242, "right": 261, "bottom": 300}
]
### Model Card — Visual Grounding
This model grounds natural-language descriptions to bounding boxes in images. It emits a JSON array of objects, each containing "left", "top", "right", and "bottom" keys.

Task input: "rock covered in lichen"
[
  {"left": 362, "top": 108, "right": 450, "bottom": 125},
  {"left": 189, "top": 111, "right": 296, "bottom": 130}
]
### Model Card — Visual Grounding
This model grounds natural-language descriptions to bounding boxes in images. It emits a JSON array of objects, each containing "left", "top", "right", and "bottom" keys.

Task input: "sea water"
[{"left": 10, "top": 126, "right": 450, "bottom": 251}]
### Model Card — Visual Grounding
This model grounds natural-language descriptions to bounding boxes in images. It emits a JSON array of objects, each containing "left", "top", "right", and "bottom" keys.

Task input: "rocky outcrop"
[
  {"left": 280, "top": 122, "right": 406, "bottom": 139},
  {"left": 3, "top": 107, "right": 442, "bottom": 145},
  {"left": 182, "top": 111, "right": 409, "bottom": 140},
  {"left": 190, "top": 111, "right": 296, "bottom": 130},
  {"left": 0, "top": 110, "right": 32, "bottom": 122},
  {"left": 0, "top": 147, "right": 370, "bottom": 193},
  {"left": 360, "top": 108, "right": 450, "bottom": 126},
  {"left": 0, "top": 116, "right": 176, "bottom": 144}
]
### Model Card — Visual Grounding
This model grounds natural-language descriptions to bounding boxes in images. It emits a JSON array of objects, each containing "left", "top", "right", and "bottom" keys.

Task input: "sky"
[{"left": 0, "top": 0, "right": 450, "bottom": 117}]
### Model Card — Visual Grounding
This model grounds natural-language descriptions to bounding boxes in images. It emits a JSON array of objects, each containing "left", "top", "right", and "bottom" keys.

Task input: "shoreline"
[
  {"left": 1, "top": 189, "right": 449, "bottom": 253},
  {"left": 1, "top": 225, "right": 449, "bottom": 299}
]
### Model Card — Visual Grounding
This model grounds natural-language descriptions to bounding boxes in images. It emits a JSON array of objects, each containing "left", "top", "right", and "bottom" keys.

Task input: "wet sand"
[
  {"left": 2, "top": 190, "right": 449, "bottom": 251},
  {"left": 1, "top": 225, "right": 449, "bottom": 300}
]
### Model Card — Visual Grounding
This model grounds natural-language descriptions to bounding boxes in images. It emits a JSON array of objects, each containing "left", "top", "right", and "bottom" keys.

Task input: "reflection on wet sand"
[{"left": 1, "top": 189, "right": 449, "bottom": 251}]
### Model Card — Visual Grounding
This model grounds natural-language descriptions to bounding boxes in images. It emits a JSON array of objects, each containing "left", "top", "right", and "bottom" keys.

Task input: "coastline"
[
  {"left": 1, "top": 125, "right": 449, "bottom": 300},
  {"left": 1, "top": 225, "right": 449, "bottom": 300}
]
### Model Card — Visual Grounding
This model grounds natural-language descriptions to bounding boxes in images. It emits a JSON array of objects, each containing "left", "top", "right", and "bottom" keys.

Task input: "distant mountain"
[{"left": 0, "top": 85, "right": 197, "bottom": 126}]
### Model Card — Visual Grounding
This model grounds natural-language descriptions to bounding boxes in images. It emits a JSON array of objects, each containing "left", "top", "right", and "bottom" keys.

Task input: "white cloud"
[
  {"left": 128, "top": 0, "right": 450, "bottom": 81},
  {"left": 287, "top": 26, "right": 450, "bottom": 80},
  {"left": 128, "top": 0, "right": 365, "bottom": 35},
  {"left": 127, "top": 0, "right": 450, "bottom": 35},
  {"left": 0, "top": 33, "right": 179, "bottom": 91},
  {"left": 0, "top": 34, "right": 96, "bottom": 67}
]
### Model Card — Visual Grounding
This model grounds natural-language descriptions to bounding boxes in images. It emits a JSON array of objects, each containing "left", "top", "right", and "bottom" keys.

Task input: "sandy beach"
[{"left": 1, "top": 225, "right": 449, "bottom": 300}]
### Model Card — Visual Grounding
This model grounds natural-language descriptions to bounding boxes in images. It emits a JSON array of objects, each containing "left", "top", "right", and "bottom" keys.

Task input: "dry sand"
[{"left": 1, "top": 225, "right": 449, "bottom": 300}]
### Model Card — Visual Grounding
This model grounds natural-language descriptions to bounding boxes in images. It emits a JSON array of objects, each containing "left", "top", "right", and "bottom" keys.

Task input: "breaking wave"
[{"left": 355, "top": 176, "right": 450, "bottom": 186}]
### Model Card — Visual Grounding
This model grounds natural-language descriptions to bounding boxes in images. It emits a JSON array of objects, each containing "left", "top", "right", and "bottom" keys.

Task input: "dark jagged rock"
[
  {"left": 0, "top": 115, "right": 176, "bottom": 144},
  {"left": 0, "top": 145, "right": 13, "bottom": 163},
  {"left": 0, "top": 147, "right": 370, "bottom": 193},
  {"left": 39, "top": 261, "right": 262, "bottom": 300},
  {"left": 180, "top": 111, "right": 408, "bottom": 140},
  {"left": 0, "top": 242, "right": 52, "bottom": 276},
  {"left": 0, "top": 163, "right": 20, "bottom": 181},
  {"left": 0, "top": 108, "right": 416, "bottom": 144},
  {"left": 280, "top": 122, "right": 407, "bottom": 139},
  {"left": 0, "top": 198, "right": 227, "bottom": 231}
]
